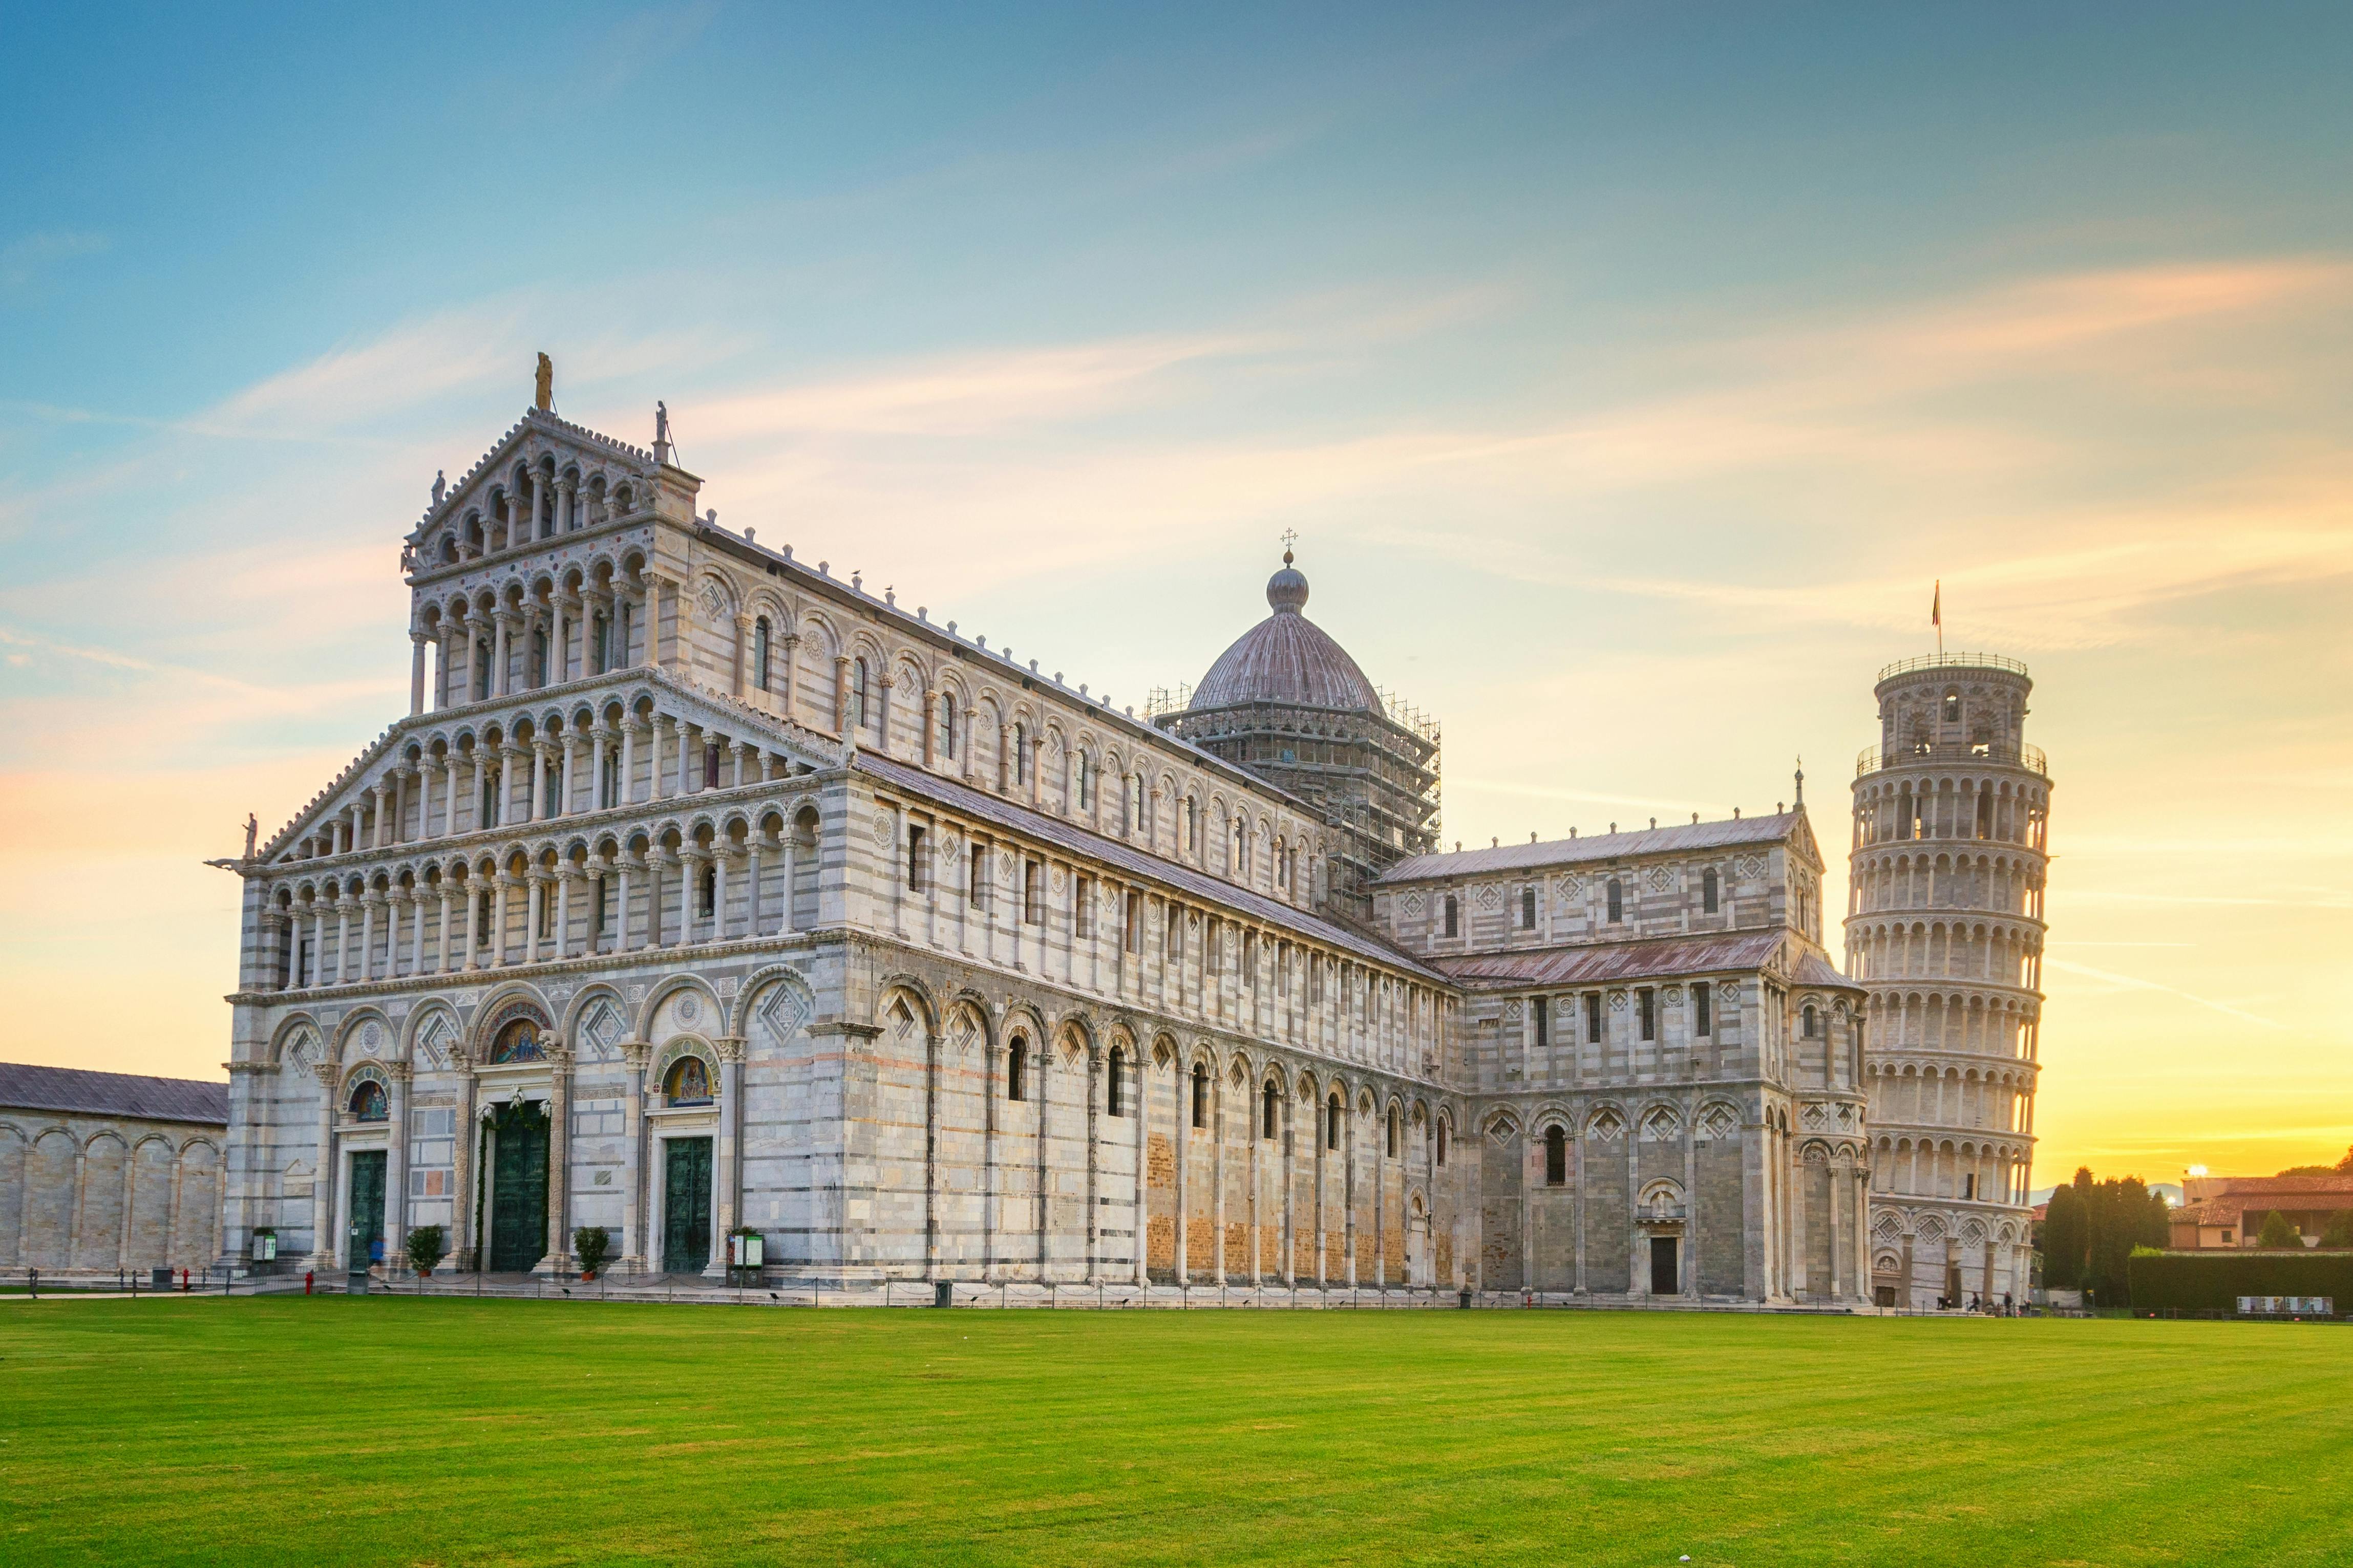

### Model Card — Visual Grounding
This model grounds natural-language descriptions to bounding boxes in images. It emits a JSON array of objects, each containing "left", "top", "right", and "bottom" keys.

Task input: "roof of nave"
[
  {"left": 1189, "top": 551, "right": 1382, "bottom": 714},
  {"left": 2174, "top": 1189, "right": 2353, "bottom": 1227},
  {"left": 1432, "top": 928, "right": 1859, "bottom": 993},
  {"left": 853, "top": 749, "right": 1450, "bottom": 984},
  {"left": 0, "top": 1062, "right": 229, "bottom": 1126},
  {"left": 1377, "top": 809, "right": 1813, "bottom": 885}
]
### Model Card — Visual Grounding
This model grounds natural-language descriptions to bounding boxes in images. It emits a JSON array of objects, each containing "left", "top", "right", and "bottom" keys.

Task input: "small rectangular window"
[
  {"left": 1167, "top": 903, "right": 1183, "bottom": 959},
  {"left": 1638, "top": 987, "right": 1655, "bottom": 1041},
  {"left": 1520, "top": 886, "right": 1536, "bottom": 929},
  {"left": 1533, "top": 996, "right": 1549, "bottom": 1048},
  {"left": 1023, "top": 860, "right": 1043, "bottom": 925},
  {"left": 1075, "top": 876, "right": 1093, "bottom": 938},
  {"left": 1443, "top": 894, "right": 1459, "bottom": 937},
  {"left": 906, "top": 825, "right": 926, "bottom": 892},
  {"left": 1702, "top": 867, "right": 1720, "bottom": 914},
  {"left": 1585, "top": 991, "right": 1602, "bottom": 1044},
  {"left": 1693, "top": 981, "right": 1712, "bottom": 1036}
]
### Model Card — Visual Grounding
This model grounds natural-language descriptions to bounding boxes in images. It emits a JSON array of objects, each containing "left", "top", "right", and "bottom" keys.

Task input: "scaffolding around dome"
[{"left": 1152, "top": 551, "right": 1441, "bottom": 927}]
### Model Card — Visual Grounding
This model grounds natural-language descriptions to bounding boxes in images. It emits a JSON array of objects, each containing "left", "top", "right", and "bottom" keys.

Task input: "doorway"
[
  {"left": 1649, "top": 1235, "right": 1680, "bottom": 1296},
  {"left": 486, "top": 1101, "right": 550, "bottom": 1272},
  {"left": 347, "top": 1150, "right": 386, "bottom": 1271},
  {"left": 663, "top": 1136, "right": 714, "bottom": 1274}
]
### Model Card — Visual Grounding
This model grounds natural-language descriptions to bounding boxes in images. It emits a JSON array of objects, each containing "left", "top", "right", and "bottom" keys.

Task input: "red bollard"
[
  {"left": 180, "top": 1269, "right": 190, "bottom": 1293},
  {"left": 305, "top": 1270, "right": 314, "bottom": 1295}
]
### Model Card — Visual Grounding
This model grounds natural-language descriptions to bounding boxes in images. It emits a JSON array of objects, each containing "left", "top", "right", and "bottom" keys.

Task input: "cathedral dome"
[{"left": 1190, "top": 552, "right": 1380, "bottom": 713}]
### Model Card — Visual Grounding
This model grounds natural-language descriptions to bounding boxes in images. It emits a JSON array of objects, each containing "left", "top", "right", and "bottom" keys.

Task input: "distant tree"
[
  {"left": 2338, "top": 1145, "right": 2353, "bottom": 1173},
  {"left": 2322, "top": 1210, "right": 2353, "bottom": 1250},
  {"left": 2277, "top": 1165, "right": 2336, "bottom": 1178},
  {"left": 2041, "top": 1177, "right": 2087, "bottom": 1290},
  {"left": 2257, "top": 1210, "right": 2304, "bottom": 1250}
]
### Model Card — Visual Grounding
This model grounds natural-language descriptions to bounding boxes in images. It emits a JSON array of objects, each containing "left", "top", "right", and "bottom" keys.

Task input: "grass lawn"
[{"left": 2, "top": 1299, "right": 2345, "bottom": 1566}]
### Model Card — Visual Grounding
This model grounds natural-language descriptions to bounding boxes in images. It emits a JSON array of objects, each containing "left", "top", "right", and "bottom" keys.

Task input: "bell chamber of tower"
[{"left": 1846, "top": 652, "right": 2051, "bottom": 1311}]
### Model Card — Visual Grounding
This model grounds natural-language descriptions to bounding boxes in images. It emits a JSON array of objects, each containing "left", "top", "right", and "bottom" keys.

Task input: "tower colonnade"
[{"left": 1847, "top": 653, "right": 2051, "bottom": 1309}]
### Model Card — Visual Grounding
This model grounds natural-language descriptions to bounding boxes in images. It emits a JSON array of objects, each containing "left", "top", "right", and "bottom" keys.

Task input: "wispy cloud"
[
  {"left": 2046, "top": 957, "right": 2287, "bottom": 1029},
  {"left": 0, "top": 229, "right": 108, "bottom": 292}
]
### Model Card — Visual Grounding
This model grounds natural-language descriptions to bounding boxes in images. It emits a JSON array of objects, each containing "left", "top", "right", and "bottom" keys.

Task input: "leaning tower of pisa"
[{"left": 1847, "top": 654, "right": 2051, "bottom": 1309}]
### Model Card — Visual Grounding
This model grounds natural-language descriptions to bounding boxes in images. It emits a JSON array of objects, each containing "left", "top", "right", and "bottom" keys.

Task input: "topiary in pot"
[
  {"left": 573, "top": 1225, "right": 611, "bottom": 1280},
  {"left": 406, "top": 1223, "right": 447, "bottom": 1277}
]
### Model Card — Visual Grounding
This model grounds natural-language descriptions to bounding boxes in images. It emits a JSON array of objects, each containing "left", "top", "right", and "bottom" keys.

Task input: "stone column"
[
  {"left": 436, "top": 624, "right": 457, "bottom": 710},
  {"left": 679, "top": 849, "right": 707, "bottom": 946},
  {"left": 547, "top": 1044, "right": 574, "bottom": 1274},
  {"left": 409, "top": 634, "right": 428, "bottom": 716},
  {"left": 558, "top": 737, "right": 577, "bottom": 819},
  {"left": 462, "top": 876, "right": 482, "bottom": 972},
  {"left": 834, "top": 656, "right": 851, "bottom": 735},
  {"left": 622, "top": 719, "right": 641, "bottom": 805},
  {"left": 443, "top": 752, "right": 461, "bottom": 836},
  {"left": 554, "top": 867, "right": 576, "bottom": 960},
  {"left": 490, "top": 874, "right": 512, "bottom": 968},
  {"left": 732, "top": 612, "right": 752, "bottom": 697},
  {"left": 621, "top": 1042, "right": 649, "bottom": 1273},
  {"left": 308, "top": 1061, "right": 338, "bottom": 1269},
  {"left": 620, "top": 854, "right": 642, "bottom": 952},
  {"left": 452, "top": 1053, "right": 479, "bottom": 1270},
  {"left": 528, "top": 744, "right": 549, "bottom": 824},
  {"left": 493, "top": 612, "right": 514, "bottom": 698},
  {"left": 331, "top": 891, "right": 351, "bottom": 986},
  {"left": 779, "top": 632, "right": 801, "bottom": 719},
  {"left": 357, "top": 891, "right": 381, "bottom": 982},
  {"left": 1084, "top": 1046, "right": 1101, "bottom": 1284},
  {"left": 707, "top": 1038, "right": 746, "bottom": 1278},
  {"left": 386, "top": 1062, "right": 412, "bottom": 1264},
  {"left": 745, "top": 838, "right": 765, "bottom": 938}
]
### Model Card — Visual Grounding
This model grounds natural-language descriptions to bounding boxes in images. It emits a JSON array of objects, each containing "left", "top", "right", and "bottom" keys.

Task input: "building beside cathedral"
[{"left": 209, "top": 380, "right": 2022, "bottom": 1307}]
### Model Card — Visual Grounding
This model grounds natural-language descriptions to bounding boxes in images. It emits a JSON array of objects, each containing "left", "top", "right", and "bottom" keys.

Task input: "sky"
[{"left": 2, "top": 2, "right": 2348, "bottom": 1189}]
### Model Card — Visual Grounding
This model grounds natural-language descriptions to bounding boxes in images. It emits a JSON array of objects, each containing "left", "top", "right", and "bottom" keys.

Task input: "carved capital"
[
  {"left": 621, "top": 1040, "right": 653, "bottom": 1070},
  {"left": 714, "top": 1036, "right": 747, "bottom": 1063}
]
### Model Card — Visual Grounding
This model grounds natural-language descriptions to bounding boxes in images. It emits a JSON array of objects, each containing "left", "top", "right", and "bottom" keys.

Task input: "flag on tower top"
[{"left": 1932, "top": 579, "right": 1943, "bottom": 655}]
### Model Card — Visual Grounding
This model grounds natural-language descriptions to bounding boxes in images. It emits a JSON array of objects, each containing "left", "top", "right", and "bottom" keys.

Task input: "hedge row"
[{"left": 2127, "top": 1251, "right": 2353, "bottom": 1313}]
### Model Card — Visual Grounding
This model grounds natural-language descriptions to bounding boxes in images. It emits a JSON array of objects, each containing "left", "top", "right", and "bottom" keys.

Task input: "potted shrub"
[
  {"left": 406, "top": 1223, "right": 447, "bottom": 1278},
  {"left": 573, "top": 1226, "right": 611, "bottom": 1282}
]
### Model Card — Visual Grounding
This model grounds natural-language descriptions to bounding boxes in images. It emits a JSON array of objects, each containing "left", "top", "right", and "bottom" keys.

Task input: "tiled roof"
[
  {"left": 853, "top": 751, "right": 1448, "bottom": 984},
  {"left": 0, "top": 1063, "right": 229, "bottom": 1125},
  {"left": 1377, "top": 811, "right": 1804, "bottom": 884},
  {"left": 1190, "top": 566, "right": 1380, "bottom": 713},
  {"left": 1430, "top": 929, "right": 1856, "bottom": 992}
]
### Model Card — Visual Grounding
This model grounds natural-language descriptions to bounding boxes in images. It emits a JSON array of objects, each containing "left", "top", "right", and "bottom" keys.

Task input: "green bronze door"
[
  {"left": 663, "top": 1136, "right": 713, "bottom": 1273},
  {"left": 487, "top": 1101, "right": 550, "bottom": 1272},
  {"left": 347, "top": 1150, "right": 387, "bottom": 1270}
]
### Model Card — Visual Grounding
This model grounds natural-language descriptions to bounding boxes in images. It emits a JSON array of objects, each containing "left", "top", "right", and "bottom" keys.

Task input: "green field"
[{"left": 2, "top": 1298, "right": 2345, "bottom": 1566}]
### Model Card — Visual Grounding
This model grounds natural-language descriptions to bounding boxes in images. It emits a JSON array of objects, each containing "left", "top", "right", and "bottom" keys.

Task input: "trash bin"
[
  {"left": 1458, "top": 1288, "right": 1474, "bottom": 1309},
  {"left": 152, "top": 1267, "right": 173, "bottom": 1289},
  {"left": 934, "top": 1280, "right": 955, "bottom": 1308},
  {"left": 347, "top": 1271, "right": 371, "bottom": 1296}
]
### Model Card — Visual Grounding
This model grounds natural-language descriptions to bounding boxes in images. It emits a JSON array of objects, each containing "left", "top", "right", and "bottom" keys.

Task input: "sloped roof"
[
  {"left": 1379, "top": 810, "right": 1807, "bottom": 884},
  {"left": 852, "top": 751, "right": 1446, "bottom": 983},
  {"left": 0, "top": 1063, "right": 229, "bottom": 1125},
  {"left": 1190, "top": 560, "right": 1380, "bottom": 713},
  {"left": 1431, "top": 929, "right": 1860, "bottom": 992}
]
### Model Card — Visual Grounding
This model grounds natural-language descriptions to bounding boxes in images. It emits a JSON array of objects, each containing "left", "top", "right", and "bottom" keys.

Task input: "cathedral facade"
[{"left": 211, "top": 389, "right": 1961, "bottom": 1307}]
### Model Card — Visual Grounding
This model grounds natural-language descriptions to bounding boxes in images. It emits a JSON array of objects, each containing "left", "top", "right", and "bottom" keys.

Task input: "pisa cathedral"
[{"left": 208, "top": 381, "right": 2047, "bottom": 1307}]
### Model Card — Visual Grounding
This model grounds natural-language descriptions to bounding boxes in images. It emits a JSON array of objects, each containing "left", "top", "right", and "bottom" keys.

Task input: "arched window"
[
  {"left": 1006, "top": 1038, "right": 1029, "bottom": 1101},
  {"left": 1520, "top": 886, "right": 1536, "bottom": 929},
  {"left": 1013, "top": 723, "right": 1028, "bottom": 784},
  {"left": 664, "top": 1056, "right": 712, "bottom": 1106},
  {"left": 1262, "top": 1080, "right": 1279, "bottom": 1140},
  {"left": 1443, "top": 894, "right": 1459, "bottom": 938},
  {"left": 1803, "top": 1003, "right": 1821, "bottom": 1038},
  {"left": 1106, "top": 1047, "right": 1126, "bottom": 1117},
  {"left": 1607, "top": 877, "right": 1624, "bottom": 923},
  {"left": 1943, "top": 688, "right": 1961, "bottom": 724},
  {"left": 753, "top": 617, "right": 772, "bottom": 691},
  {"left": 1386, "top": 1106, "right": 1399, "bottom": 1158},
  {"left": 1326, "top": 1094, "right": 1342, "bottom": 1151},
  {"left": 1190, "top": 1062, "right": 1209, "bottom": 1129},
  {"left": 489, "top": 1016, "right": 544, "bottom": 1064},
  {"left": 1544, "top": 1125, "right": 1567, "bottom": 1186},
  {"left": 853, "top": 659, "right": 871, "bottom": 729},
  {"left": 1076, "top": 750, "right": 1092, "bottom": 810},
  {"left": 348, "top": 1080, "right": 388, "bottom": 1122},
  {"left": 1702, "top": 867, "right": 1719, "bottom": 914},
  {"left": 939, "top": 693, "right": 957, "bottom": 758},
  {"left": 1436, "top": 1118, "right": 1449, "bottom": 1168},
  {"left": 699, "top": 863, "right": 716, "bottom": 918}
]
